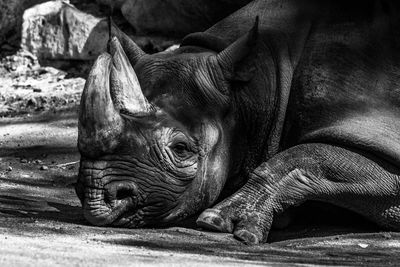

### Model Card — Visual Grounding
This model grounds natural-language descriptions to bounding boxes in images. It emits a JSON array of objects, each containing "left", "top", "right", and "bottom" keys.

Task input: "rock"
[
  {"left": 381, "top": 233, "right": 392, "bottom": 239},
  {"left": 21, "top": 1, "right": 109, "bottom": 60},
  {"left": 1, "top": 49, "right": 40, "bottom": 74},
  {"left": 20, "top": 158, "right": 28, "bottom": 163},
  {"left": 7, "top": 166, "right": 12, "bottom": 171},
  {"left": 26, "top": 97, "right": 37, "bottom": 107},
  {"left": 0, "top": 0, "right": 47, "bottom": 45},
  {"left": 43, "top": 66, "right": 63, "bottom": 75},
  {"left": 97, "top": 0, "right": 251, "bottom": 38},
  {"left": 357, "top": 243, "right": 369, "bottom": 249},
  {"left": 118, "top": 0, "right": 251, "bottom": 37},
  {"left": 40, "top": 165, "right": 49, "bottom": 170},
  {"left": 96, "top": 0, "right": 126, "bottom": 9}
]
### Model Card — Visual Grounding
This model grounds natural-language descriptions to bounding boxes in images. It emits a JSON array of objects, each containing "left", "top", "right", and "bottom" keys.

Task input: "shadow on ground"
[
  {"left": 0, "top": 195, "right": 84, "bottom": 224},
  {"left": 1, "top": 109, "right": 400, "bottom": 266}
]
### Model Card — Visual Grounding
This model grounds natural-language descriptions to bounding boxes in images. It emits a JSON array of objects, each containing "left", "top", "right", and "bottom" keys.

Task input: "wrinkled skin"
[
  {"left": 77, "top": 0, "right": 400, "bottom": 244},
  {"left": 76, "top": 37, "right": 235, "bottom": 227}
]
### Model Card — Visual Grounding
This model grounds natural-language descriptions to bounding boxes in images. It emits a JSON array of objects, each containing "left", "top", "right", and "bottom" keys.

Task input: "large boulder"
[
  {"left": 98, "top": 0, "right": 252, "bottom": 37},
  {"left": 21, "top": 1, "right": 109, "bottom": 60},
  {"left": 0, "top": 0, "right": 47, "bottom": 45}
]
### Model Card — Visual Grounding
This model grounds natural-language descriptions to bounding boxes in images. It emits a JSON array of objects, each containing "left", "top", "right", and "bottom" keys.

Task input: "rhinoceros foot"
[{"left": 197, "top": 197, "right": 273, "bottom": 245}]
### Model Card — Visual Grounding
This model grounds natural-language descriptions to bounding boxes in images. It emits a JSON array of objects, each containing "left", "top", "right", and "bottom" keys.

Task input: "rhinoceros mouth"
[
  {"left": 85, "top": 197, "right": 138, "bottom": 226},
  {"left": 109, "top": 208, "right": 147, "bottom": 228},
  {"left": 76, "top": 179, "right": 179, "bottom": 228},
  {"left": 75, "top": 177, "right": 143, "bottom": 227}
]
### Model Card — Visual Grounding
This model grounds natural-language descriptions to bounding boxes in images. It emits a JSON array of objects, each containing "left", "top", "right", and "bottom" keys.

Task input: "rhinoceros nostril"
[
  {"left": 116, "top": 188, "right": 133, "bottom": 200},
  {"left": 104, "top": 181, "right": 138, "bottom": 204}
]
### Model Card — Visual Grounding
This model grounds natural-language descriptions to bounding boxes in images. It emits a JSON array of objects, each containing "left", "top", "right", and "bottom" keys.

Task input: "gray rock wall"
[
  {"left": 0, "top": 0, "right": 48, "bottom": 44},
  {"left": 3, "top": 0, "right": 252, "bottom": 60},
  {"left": 98, "top": 0, "right": 252, "bottom": 37},
  {"left": 21, "top": 1, "right": 108, "bottom": 60}
]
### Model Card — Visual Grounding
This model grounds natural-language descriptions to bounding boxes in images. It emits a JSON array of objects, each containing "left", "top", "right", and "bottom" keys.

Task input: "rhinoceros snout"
[{"left": 76, "top": 178, "right": 139, "bottom": 226}]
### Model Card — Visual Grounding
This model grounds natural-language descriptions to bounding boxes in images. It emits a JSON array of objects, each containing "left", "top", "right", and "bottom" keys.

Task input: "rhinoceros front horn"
[
  {"left": 78, "top": 52, "right": 123, "bottom": 156},
  {"left": 78, "top": 37, "right": 151, "bottom": 156}
]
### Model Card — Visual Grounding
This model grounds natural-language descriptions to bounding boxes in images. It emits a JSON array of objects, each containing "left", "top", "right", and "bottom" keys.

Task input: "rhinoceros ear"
[{"left": 216, "top": 16, "right": 259, "bottom": 83}]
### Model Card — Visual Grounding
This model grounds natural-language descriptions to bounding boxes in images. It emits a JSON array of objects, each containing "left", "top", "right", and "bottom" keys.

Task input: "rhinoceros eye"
[
  {"left": 171, "top": 142, "right": 192, "bottom": 159},
  {"left": 172, "top": 142, "right": 187, "bottom": 152}
]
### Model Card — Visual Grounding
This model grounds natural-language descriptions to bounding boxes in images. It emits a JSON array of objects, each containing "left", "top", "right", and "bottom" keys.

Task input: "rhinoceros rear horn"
[
  {"left": 216, "top": 16, "right": 259, "bottom": 82},
  {"left": 109, "top": 37, "right": 153, "bottom": 118},
  {"left": 109, "top": 22, "right": 145, "bottom": 66},
  {"left": 78, "top": 53, "right": 124, "bottom": 156}
]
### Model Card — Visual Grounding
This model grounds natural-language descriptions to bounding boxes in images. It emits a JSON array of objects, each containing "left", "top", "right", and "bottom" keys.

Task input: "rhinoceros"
[{"left": 75, "top": 0, "right": 400, "bottom": 244}]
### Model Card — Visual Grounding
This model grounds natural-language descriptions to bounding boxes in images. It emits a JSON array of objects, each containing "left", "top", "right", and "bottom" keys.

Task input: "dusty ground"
[{"left": 1, "top": 52, "right": 400, "bottom": 267}]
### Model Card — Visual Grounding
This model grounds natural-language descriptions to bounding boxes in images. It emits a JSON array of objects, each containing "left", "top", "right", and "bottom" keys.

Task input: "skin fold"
[{"left": 76, "top": 0, "right": 400, "bottom": 244}]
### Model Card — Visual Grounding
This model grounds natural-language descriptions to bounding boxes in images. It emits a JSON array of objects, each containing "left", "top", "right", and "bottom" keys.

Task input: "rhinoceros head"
[{"left": 76, "top": 22, "right": 258, "bottom": 227}]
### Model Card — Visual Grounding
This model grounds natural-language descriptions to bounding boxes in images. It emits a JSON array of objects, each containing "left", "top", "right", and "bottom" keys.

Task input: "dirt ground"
[{"left": 1, "top": 53, "right": 400, "bottom": 266}]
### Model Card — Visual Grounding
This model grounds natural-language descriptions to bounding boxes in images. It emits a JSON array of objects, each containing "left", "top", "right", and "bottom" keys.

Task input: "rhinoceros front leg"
[{"left": 197, "top": 143, "right": 400, "bottom": 244}]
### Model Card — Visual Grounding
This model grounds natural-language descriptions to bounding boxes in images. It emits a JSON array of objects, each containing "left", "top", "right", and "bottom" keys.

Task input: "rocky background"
[{"left": 0, "top": 0, "right": 250, "bottom": 117}]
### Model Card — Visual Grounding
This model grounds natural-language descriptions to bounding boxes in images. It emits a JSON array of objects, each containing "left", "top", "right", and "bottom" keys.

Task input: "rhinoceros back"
[{"left": 284, "top": 0, "right": 400, "bottom": 166}]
